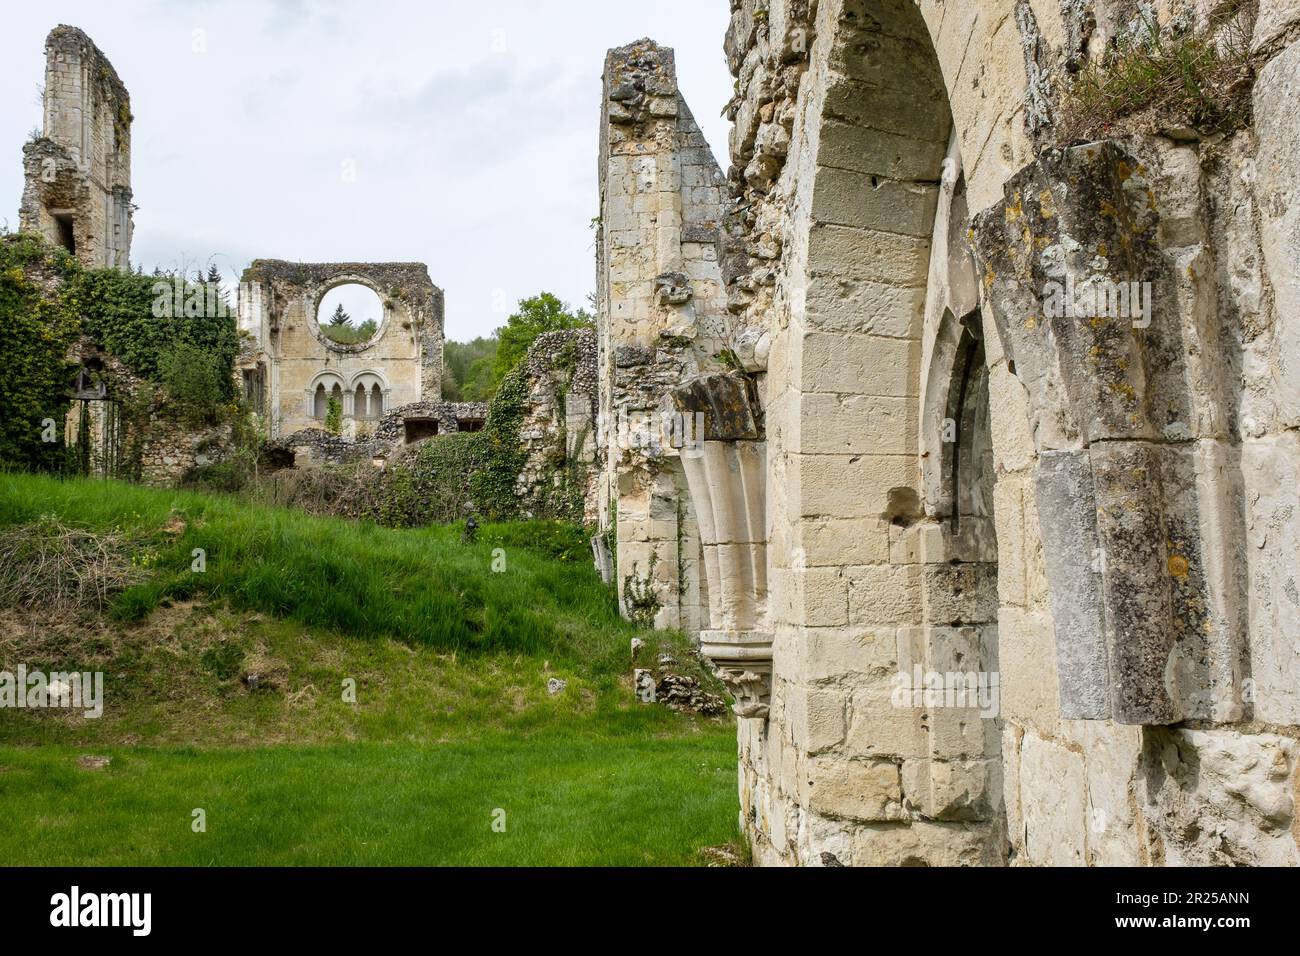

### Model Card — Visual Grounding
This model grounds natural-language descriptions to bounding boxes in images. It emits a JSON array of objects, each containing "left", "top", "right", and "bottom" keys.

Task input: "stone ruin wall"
[
  {"left": 596, "top": 40, "right": 735, "bottom": 631},
  {"left": 62, "top": 338, "right": 231, "bottom": 487},
  {"left": 16, "top": 27, "right": 221, "bottom": 487},
  {"left": 264, "top": 399, "right": 488, "bottom": 468},
  {"left": 599, "top": 0, "right": 1300, "bottom": 866},
  {"left": 237, "top": 259, "right": 444, "bottom": 439},
  {"left": 21, "top": 25, "right": 133, "bottom": 271},
  {"left": 515, "top": 329, "right": 599, "bottom": 522},
  {"left": 264, "top": 328, "right": 598, "bottom": 525}
]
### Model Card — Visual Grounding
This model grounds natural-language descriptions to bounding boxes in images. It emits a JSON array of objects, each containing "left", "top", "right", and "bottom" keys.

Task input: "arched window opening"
[
  {"left": 939, "top": 311, "right": 993, "bottom": 532},
  {"left": 317, "top": 283, "right": 382, "bottom": 346}
]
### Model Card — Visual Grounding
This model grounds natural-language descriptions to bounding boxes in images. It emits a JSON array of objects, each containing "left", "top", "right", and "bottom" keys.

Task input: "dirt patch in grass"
[{"left": 0, "top": 600, "right": 728, "bottom": 749}]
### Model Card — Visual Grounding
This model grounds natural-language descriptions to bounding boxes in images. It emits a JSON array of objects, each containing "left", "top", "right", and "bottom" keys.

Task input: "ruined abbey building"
[
  {"left": 235, "top": 257, "right": 489, "bottom": 463},
  {"left": 12, "top": 4, "right": 1300, "bottom": 869},
  {"left": 21, "top": 26, "right": 133, "bottom": 271},
  {"left": 12, "top": 26, "right": 505, "bottom": 483},
  {"left": 597, "top": 1, "right": 1300, "bottom": 866}
]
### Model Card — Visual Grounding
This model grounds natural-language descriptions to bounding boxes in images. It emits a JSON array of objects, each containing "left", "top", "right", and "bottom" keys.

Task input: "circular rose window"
[{"left": 317, "top": 283, "right": 383, "bottom": 349}]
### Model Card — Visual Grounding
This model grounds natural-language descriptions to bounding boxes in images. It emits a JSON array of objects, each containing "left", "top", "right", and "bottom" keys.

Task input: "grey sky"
[{"left": 0, "top": 0, "right": 733, "bottom": 341}]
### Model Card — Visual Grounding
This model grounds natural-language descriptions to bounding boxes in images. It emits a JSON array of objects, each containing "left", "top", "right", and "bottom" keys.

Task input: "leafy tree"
[
  {"left": 490, "top": 293, "right": 591, "bottom": 388},
  {"left": 443, "top": 336, "right": 499, "bottom": 401}
]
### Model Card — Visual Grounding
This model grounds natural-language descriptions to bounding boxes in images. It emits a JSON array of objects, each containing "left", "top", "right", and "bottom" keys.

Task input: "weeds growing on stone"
[{"left": 1059, "top": 12, "right": 1257, "bottom": 141}]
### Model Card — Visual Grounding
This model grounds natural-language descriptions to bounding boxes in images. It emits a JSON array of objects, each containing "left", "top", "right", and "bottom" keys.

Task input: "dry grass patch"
[
  {"left": 0, "top": 516, "right": 141, "bottom": 612},
  {"left": 1059, "top": 9, "right": 1258, "bottom": 142}
]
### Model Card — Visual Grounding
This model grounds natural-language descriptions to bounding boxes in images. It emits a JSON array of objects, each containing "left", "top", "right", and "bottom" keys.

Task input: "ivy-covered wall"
[
  {"left": 0, "top": 231, "right": 239, "bottom": 477},
  {"left": 0, "top": 233, "right": 81, "bottom": 472}
]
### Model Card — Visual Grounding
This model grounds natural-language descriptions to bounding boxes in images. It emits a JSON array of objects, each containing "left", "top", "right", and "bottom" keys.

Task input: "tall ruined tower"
[
  {"left": 20, "top": 25, "right": 134, "bottom": 271},
  {"left": 596, "top": 40, "right": 737, "bottom": 635}
]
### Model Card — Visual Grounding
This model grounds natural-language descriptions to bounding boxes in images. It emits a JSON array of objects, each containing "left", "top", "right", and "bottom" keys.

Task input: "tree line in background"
[
  {"left": 442, "top": 292, "right": 591, "bottom": 402},
  {"left": 323, "top": 302, "right": 379, "bottom": 345}
]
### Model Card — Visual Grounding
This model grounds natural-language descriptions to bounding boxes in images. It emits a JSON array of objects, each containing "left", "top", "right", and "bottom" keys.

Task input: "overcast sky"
[{"left": 0, "top": 0, "right": 733, "bottom": 341}]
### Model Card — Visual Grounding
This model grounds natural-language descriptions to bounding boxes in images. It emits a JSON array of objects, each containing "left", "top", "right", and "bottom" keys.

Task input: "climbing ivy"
[
  {"left": 0, "top": 233, "right": 81, "bottom": 472},
  {"left": 324, "top": 396, "right": 343, "bottom": 436},
  {"left": 0, "top": 231, "right": 239, "bottom": 474},
  {"left": 468, "top": 362, "right": 529, "bottom": 519},
  {"left": 66, "top": 267, "right": 237, "bottom": 399}
]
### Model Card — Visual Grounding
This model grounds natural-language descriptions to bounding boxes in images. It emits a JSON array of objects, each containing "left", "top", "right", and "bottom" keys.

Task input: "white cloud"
[{"left": 0, "top": 0, "right": 733, "bottom": 341}]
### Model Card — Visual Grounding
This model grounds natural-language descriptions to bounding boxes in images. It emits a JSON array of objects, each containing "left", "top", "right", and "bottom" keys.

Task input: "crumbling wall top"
[
  {"left": 46, "top": 25, "right": 131, "bottom": 113},
  {"left": 241, "top": 259, "right": 440, "bottom": 296}
]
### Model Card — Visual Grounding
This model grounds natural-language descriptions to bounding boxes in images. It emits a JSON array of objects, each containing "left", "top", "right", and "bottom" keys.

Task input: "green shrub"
[
  {"left": 182, "top": 450, "right": 257, "bottom": 494},
  {"left": 324, "top": 396, "right": 342, "bottom": 436},
  {"left": 159, "top": 342, "right": 229, "bottom": 425}
]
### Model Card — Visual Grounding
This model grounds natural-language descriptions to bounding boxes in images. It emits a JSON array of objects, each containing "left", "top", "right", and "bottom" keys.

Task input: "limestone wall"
[
  {"left": 237, "top": 259, "right": 444, "bottom": 439},
  {"left": 598, "top": 0, "right": 1300, "bottom": 866},
  {"left": 20, "top": 25, "right": 133, "bottom": 271},
  {"left": 596, "top": 40, "right": 733, "bottom": 631}
]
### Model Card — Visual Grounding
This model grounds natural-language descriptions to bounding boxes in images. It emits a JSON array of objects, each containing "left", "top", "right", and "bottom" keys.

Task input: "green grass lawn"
[
  {"left": 0, "top": 736, "right": 738, "bottom": 866},
  {"left": 0, "top": 473, "right": 740, "bottom": 866}
]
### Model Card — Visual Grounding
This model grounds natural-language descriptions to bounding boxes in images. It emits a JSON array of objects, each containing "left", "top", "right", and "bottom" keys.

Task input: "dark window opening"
[
  {"left": 457, "top": 418, "right": 485, "bottom": 433},
  {"left": 242, "top": 365, "right": 266, "bottom": 414},
  {"left": 404, "top": 419, "right": 440, "bottom": 443},
  {"left": 264, "top": 447, "right": 296, "bottom": 471},
  {"left": 54, "top": 213, "right": 76, "bottom": 254},
  {"left": 944, "top": 310, "right": 992, "bottom": 532}
]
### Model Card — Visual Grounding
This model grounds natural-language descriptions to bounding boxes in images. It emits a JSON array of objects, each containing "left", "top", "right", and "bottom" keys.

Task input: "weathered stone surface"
[
  {"left": 1032, "top": 451, "right": 1108, "bottom": 719},
  {"left": 1139, "top": 728, "right": 1299, "bottom": 866},
  {"left": 21, "top": 26, "right": 133, "bottom": 271},
  {"left": 1253, "top": 40, "right": 1300, "bottom": 429},
  {"left": 806, "top": 756, "right": 906, "bottom": 822},
  {"left": 1018, "top": 731, "right": 1087, "bottom": 866},
  {"left": 598, "top": 2, "right": 1300, "bottom": 868}
]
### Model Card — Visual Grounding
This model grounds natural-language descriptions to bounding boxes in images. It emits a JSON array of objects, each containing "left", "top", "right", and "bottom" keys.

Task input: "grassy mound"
[
  {"left": 0, "top": 473, "right": 643, "bottom": 670},
  {"left": 0, "top": 474, "right": 740, "bottom": 865}
]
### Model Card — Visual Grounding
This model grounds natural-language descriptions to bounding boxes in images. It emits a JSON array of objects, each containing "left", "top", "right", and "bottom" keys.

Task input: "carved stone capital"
[
  {"left": 714, "top": 664, "right": 772, "bottom": 719},
  {"left": 701, "top": 629, "right": 772, "bottom": 720}
]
